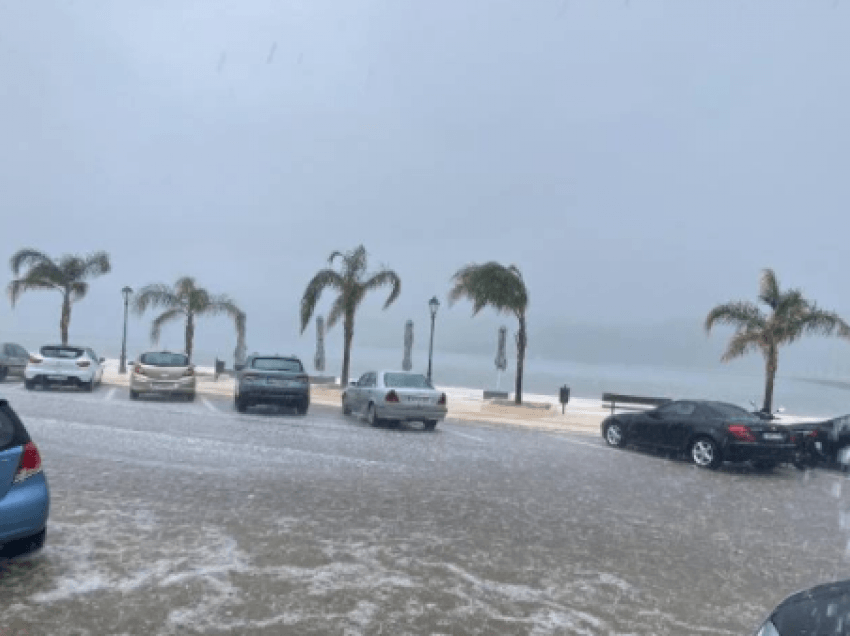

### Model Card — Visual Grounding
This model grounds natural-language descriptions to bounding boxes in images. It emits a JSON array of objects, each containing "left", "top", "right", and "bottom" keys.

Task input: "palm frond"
[
  {"left": 57, "top": 255, "right": 84, "bottom": 282},
  {"left": 150, "top": 308, "right": 185, "bottom": 343},
  {"left": 326, "top": 295, "right": 347, "bottom": 330},
  {"left": 758, "top": 269, "right": 781, "bottom": 309},
  {"left": 81, "top": 251, "right": 111, "bottom": 278},
  {"left": 189, "top": 288, "right": 212, "bottom": 313},
  {"left": 7, "top": 279, "right": 62, "bottom": 307},
  {"left": 9, "top": 248, "right": 55, "bottom": 276},
  {"left": 448, "top": 262, "right": 528, "bottom": 317},
  {"left": 721, "top": 330, "right": 764, "bottom": 362},
  {"left": 201, "top": 295, "right": 242, "bottom": 319},
  {"left": 175, "top": 277, "right": 198, "bottom": 300},
  {"left": 133, "top": 284, "right": 183, "bottom": 315},
  {"left": 704, "top": 301, "right": 765, "bottom": 333},
  {"left": 69, "top": 281, "right": 88, "bottom": 303},
  {"left": 23, "top": 262, "right": 68, "bottom": 287},
  {"left": 363, "top": 270, "right": 401, "bottom": 309},
  {"left": 300, "top": 269, "right": 345, "bottom": 333},
  {"left": 799, "top": 307, "right": 850, "bottom": 339}
]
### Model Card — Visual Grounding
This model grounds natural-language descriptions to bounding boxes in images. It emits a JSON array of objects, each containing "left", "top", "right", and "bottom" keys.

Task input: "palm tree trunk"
[
  {"left": 60, "top": 293, "right": 71, "bottom": 345},
  {"left": 514, "top": 313, "right": 527, "bottom": 405},
  {"left": 185, "top": 312, "right": 195, "bottom": 363},
  {"left": 341, "top": 312, "right": 354, "bottom": 387},
  {"left": 762, "top": 344, "right": 778, "bottom": 414}
]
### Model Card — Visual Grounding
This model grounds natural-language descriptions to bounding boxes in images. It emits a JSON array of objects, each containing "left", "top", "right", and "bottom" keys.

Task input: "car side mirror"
[
  {"left": 235, "top": 364, "right": 244, "bottom": 371},
  {"left": 100, "top": 357, "right": 105, "bottom": 363}
]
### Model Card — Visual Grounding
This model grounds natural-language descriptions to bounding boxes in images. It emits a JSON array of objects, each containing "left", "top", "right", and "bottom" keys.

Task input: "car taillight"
[
  {"left": 13, "top": 442, "right": 43, "bottom": 484},
  {"left": 438, "top": 393, "right": 447, "bottom": 406},
  {"left": 76, "top": 360, "right": 91, "bottom": 368},
  {"left": 385, "top": 390, "right": 399, "bottom": 403},
  {"left": 184, "top": 367, "right": 194, "bottom": 376},
  {"left": 728, "top": 424, "right": 756, "bottom": 442},
  {"left": 28, "top": 355, "right": 42, "bottom": 364},
  {"left": 807, "top": 430, "right": 819, "bottom": 438},
  {"left": 134, "top": 364, "right": 145, "bottom": 375}
]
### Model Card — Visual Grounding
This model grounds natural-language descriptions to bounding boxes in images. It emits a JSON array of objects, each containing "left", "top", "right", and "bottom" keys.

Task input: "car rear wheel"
[
  {"left": 24, "top": 378, "right": 35, "bottom": 390},
  {"left": 297, "top": 399, "right": 309, "bottom": 415},
  {"left": 0, "top": 366, "right": 8, "bottom": 382},
  {"left": 367, "top": 402, "right": 382, "bottom": 427},
  {"left": 129, "top": 389, "right": 139, "bottom": 400},
  {"left": 235, "top": 395, "right": 248, "bottom": 413},
  {"left": 690, "top": 437, "right": 722, "bottom": 469},
  {"left": 342, "top": 394, "right": 351, "bottom": 415},
  {"left": 604, "top": 422, "right": 626, "bottom": 448},
  {"left": 186, "top": 392, "right": 196, "bottom": 402},
  {"left": 82, "top": 379, "right": 94, "bottom": 392},
  {"left": 424, "top": 419, "right": 438, "bottom": 431}
]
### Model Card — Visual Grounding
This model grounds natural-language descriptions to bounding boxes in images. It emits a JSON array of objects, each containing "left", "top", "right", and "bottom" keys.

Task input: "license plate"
[
  {"left": 762, "top": 433, "right": 784, "bottom": 441},
  {"left": 268, "top": 379, "right": 289, "bottom": 386},
  {"left": 47, "top": 375, "right": 66, "bottom": 381},
  {"left": 408, "top": 398, "right": 430, "bottom": 404},
  {"left": 154, "top": 382, "right": 175, "bottom": 389}
]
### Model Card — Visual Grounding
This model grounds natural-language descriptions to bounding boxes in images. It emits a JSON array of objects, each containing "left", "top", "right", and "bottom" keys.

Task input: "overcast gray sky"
[{"left": 1, "top": 0, "right": 848, "bottom": 371}]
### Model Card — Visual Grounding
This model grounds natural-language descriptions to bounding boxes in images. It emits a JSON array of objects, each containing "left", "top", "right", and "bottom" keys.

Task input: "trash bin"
[{"left": 559, "top": 385, "right": 570, "bottom": 413}]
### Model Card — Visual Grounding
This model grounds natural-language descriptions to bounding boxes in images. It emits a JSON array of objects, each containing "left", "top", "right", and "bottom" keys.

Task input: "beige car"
[{"left": 129, "top": 351, "right": 196, "bottom": 401}]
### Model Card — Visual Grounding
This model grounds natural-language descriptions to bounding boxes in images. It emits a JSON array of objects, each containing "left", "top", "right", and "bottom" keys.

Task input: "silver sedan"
[{"left": 342, "top": 370, "right": 447, "bottom": 430}]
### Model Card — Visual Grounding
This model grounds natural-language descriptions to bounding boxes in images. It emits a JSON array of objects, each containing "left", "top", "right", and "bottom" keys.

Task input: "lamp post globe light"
[
  {"left": 119, "top": 286, "right": 133, "bottom": 374},
  {"left": 427, "top": 296, "right": 440, "bottom": 383}
]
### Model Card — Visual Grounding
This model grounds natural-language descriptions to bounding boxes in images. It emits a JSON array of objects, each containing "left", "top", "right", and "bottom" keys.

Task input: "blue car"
[{"left": 0, "top": 398, "right": 49, "bottom": 559}]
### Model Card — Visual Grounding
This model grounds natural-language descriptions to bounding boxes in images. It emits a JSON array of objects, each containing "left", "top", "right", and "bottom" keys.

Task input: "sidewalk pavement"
[{"left": 100, "top": 361, "right": 608, "bottom": 437}]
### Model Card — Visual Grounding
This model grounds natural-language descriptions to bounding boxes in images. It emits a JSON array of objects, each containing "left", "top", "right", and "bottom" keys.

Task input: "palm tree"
[
  {"left": 300, "top": 245, "right": 401, "bottom": 387},
  {"left": 133, "top": 276, "right": 245, "bottom": 364},
  {"left": 7, "top": 248, "right": 111, "bottom": 345},
  {"left": 449, "top": 262, "right": 529, "bottom": 404},
  {"left": 706, "top": 268, "right": 850, "bottom": 413}
]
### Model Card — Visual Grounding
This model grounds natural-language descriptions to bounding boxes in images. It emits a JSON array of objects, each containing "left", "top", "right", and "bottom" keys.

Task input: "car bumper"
[
  {"left": 240, "top": 384, "right": 309, "bottom": 404},
  {"left": 0, "top": 473, "right": 50, "bottom": 545},
  {"left": 724, "top": 442, "right": 797, "bottom": 463},
  {"left": 26, "top": 366, "right": 94, "bottom": 385},
  {"left": 131, "top": 375, "right": 196, "bottom": 395},
  {"left": 375, "top": 405, "right": 448, "bottom": 422}
]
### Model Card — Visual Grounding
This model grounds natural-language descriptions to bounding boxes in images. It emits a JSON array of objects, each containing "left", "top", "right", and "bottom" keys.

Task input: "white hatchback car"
[{"left": 25, "top": 345, "right": 105, "bottom": 392}]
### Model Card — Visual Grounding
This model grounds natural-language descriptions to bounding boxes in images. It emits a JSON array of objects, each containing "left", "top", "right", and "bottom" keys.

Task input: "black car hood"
[{"left": 771, "top": 579, "right": 850, "bottom": 634}]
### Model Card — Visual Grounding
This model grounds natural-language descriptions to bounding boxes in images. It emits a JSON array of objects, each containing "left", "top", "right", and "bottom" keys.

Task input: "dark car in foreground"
[
  {"left": 601, "top": 400, "right": 797, "bottom": 470},
  {"left": 234, "top": 354, "right": 309, "bottom": 414},
  {"left": 0, "top": 399, "right": 49, "bottom": 560},
  {"left": 754, "top": 579, "right": 850, "bottom": 635}
]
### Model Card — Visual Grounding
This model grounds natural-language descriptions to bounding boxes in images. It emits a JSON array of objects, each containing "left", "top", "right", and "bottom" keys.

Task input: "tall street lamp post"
[
  {"left": 427, "top": 296, "right": 440, "bottom": 383},
  {"left": 119, "top": 286, "right": 133, "bottom": 374}
]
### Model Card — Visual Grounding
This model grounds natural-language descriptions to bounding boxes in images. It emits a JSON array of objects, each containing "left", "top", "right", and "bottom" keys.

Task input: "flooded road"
[{"left": 1, "top": 382, "right": 849, "bottom": 634}]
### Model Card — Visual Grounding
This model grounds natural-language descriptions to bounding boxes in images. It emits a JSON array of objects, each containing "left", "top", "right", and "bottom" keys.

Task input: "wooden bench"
[{"left": 601, "top": 393, "right": 671, "bottom": 415}]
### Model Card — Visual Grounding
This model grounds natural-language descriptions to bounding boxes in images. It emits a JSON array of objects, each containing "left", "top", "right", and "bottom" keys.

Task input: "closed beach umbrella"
[
  {"left": 314, "top": 316, "right": 326, "bottom": 372},
  {"left": 495, "top": 326, "right": 507, "bottom": 390},
  {"left": 234, "top": 312, "right": 247, "bottom": 367},
  {"left": 402, "top": 320, "right": 414, "bottom": 371}
]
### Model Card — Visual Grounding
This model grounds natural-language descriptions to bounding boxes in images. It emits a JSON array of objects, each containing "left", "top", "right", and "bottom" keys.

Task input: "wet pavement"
[{"left": 1, "top": 380, "right": 849, "bottom": 635}]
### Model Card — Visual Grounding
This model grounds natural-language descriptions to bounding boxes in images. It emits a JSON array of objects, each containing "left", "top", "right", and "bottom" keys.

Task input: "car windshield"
[
  {"left": 384, "top": 373, "right": 433, "bottom": 389},
  {"left": 706, "top": 403, "right": 761, "bottom": 421},
  {"left": 140, "top": 352, "right": 189, "bottom": 367},
  {"left": 40, "top": 346, "right": 83, "bottom": 359},
  {"left": 251, "top": 358, "right": 303, "bottom": 372}
]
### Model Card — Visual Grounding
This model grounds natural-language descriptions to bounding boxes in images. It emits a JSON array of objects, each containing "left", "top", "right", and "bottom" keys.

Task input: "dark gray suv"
[
  {"left": 234, "top": 355, "right": 310, "bottom": 414},
  {"left": 0, "top": 343, "right": 29, "bottom": 382}
]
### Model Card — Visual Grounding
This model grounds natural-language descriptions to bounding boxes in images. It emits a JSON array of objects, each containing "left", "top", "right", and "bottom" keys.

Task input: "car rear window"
[
  {"left": 140, "top": 352, "right": 189, "bottom": 367},
  {"left": 706, "top": 403, "right": 760, "bottom": 421},
  {"left": 0, "top": 402, "right": 29, "bottom": 451},
  {"left": 40, "top": 346, "right": 84, "bottom": 359},
  {"left": 251, "top": 358, "right": 303, "bottom": 372},
  {"left": 384, "top": 373, "right": 434, "bottom": 389}
]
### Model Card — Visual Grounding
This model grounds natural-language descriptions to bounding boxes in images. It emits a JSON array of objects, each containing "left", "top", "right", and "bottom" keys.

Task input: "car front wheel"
[
  {"left": 690, "top": 437, "right": 722, "bottom": 469},
  {"left": 604, "top": 422, "right": 626, "bottom": 448}
]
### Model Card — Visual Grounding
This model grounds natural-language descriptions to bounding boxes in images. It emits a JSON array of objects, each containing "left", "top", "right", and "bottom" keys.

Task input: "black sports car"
[
  {"left": 754, "top": 579, "right": 850, "bottom": 635},
  {"left": 600, "top": 400, "right": 797, "bottom": 470}
]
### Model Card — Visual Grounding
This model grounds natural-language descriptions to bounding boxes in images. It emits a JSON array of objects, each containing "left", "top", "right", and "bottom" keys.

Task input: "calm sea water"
[{"left": 9, "top": 334, "right": 849, "bottom": 418}]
